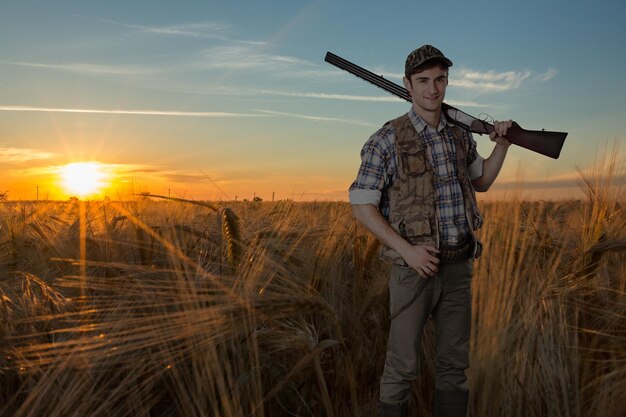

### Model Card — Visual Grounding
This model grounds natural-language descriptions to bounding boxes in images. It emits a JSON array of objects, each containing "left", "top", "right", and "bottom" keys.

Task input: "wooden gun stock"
[
  {"left": 469, "top": 119, "right": 566, "bottom": 159},
  {"left": 325, "top": 51, "right": 567, "bottom": 159}
]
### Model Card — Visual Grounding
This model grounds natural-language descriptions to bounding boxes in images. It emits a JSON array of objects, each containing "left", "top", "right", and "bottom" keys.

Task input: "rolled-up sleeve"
[
  {"left": 349, "top": 189, "right": 381, "bottom": 206},
  {"left": 348, "top": 126, "right": 394, "bottom": 207}
]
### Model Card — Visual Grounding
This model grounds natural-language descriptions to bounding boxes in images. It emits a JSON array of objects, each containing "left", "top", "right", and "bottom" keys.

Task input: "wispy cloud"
[
  {"left": 97, "top": 162, "right": 214, "bottom": 184},
  {"left": 0, "top": 146, "right": 55, "bottom": 164},
  {"left": 255, "top": 109, "right": 378, "bottom": 127},
  {"left": 160, "top": 171, "right": 214, "bottom": 184},
  {"left": 253, "top": 89, "right": 401, "bottom": 102},
  {"left": 4, "top": 48, "right": 335, "bottom": 82},
  {"left": 199, "top": 45, "right": 305, "bottom": 70},
  {"left": 0, "top": 105, "right": 266, "bottom": 118},
  {"left": 0, "top": 104, "right": 382, "bottom": 127},
  {"left": 446, "top": 100, "right": 491, "bottom": 108},
  {"left": 110, "top": 165, "right": 225, "bottom": 194},
  {"left": 194, "top": 45, "right": 337, "bottom": 79},
  {"left": 99, "top": 18, "right": 229, "bottom": 36},
  {"left": 16, "top": 161, "right": 148, "bottom": 180},
  {"left": 4, "top": 61, "right": 156, "bottom": 77},
  {"left": 97, "top": 18, "right": 267, "bottom": 46},
  {"left": 536, "top": 68, "right": 558, "bottom": 82},
  {"left": 451, "top": 69, "right": 532, "bottom": 91}
]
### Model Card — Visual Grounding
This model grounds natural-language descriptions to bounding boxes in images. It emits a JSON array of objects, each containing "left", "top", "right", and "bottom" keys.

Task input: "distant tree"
[{"left": 0, "top": 191, "right": 8, "bottom": 202}]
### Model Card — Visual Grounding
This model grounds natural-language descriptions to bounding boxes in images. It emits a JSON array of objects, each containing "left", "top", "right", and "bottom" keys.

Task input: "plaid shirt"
[{"left": 349, "top": 107, "right": 484, "bottom": 246}]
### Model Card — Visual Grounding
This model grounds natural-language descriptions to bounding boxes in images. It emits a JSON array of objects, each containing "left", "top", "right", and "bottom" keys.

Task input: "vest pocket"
[
  {"left": 400, "top": 148, "right": 426, "bottom": 176},
  {"left": 404, "top": 217, "right": 431, "bottom": 238},
  {"left": 393, "top": 216, "right": 431, "bottom": 241}
]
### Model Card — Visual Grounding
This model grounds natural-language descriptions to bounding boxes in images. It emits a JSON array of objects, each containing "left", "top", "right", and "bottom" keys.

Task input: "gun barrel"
[{"left": 325, "top": 52, "right": 411, "bottom": 102}]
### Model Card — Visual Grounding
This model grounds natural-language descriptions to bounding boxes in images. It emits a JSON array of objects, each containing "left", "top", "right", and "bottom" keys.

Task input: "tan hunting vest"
[{"left": 380, "top": 113, "right": 483, "bottom": 265}]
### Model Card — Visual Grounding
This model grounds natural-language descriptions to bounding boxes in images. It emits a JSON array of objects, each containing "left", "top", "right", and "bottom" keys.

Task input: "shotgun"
[{"left": 324, "top": 51, "right": 567, "bottom": 159}]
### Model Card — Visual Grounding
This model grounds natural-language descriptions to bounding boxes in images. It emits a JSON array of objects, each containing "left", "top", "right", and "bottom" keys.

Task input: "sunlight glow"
[{"left": 59, "top": 162, "right": 109, "bottom": 197}]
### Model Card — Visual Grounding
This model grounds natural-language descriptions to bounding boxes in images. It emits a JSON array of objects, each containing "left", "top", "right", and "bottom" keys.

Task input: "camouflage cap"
[{"left": 405, "top": 45, "right": 453, "bottom": 76}]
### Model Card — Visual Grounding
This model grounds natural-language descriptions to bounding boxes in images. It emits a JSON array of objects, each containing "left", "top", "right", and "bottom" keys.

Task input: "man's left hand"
[{"left": 489, "top": 120, "right": 513, "bottom": 147}]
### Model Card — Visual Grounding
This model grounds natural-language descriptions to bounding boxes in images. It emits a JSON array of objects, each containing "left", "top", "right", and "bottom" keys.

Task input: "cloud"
[
  {"left": 0, "top": 146, "right": 55, "bottom": 163},
  {"left": 119, "top": 166, "right": 163, "bottom": 174},
  {"left": 0, "top": 105, "right": 266, "bottom": 118},
  {"left": 446, "top": 100, "right": 491, "bottom": 108},
  {"left": 17, "top": 161, "right": 133, "bottom": 175},
  {"left": 451, "top": 67, "right": 559, "bottom": 92},
  {"left": 451, "top": 69, "right": 532, "bottom": 91},
  {"left": 90, "top": 17, "right": 332, "bottom": 76},
  {"left": 253, "top": 89, "right": 402, "bottom": 102},
  {"left": 97, "top": 18, "right": 266, "bottom": 46},
  {"left": 536, "top": 68, "right": 559, "bottom": 82},
  {"left": 199, "top": 45, "right": 304, "bottom": 70},
  {"left": 101, "top": 164, "right": 211, "bottom": 184},
  {"left": 4, "top": 49, "right": 335, "bottom": 82},
  {"left": 100, "top": 19, "right": 229, "bottom": 36},
  {"left": 194, "top": 45, "right": 337, "bottom": 79},
  {"left": 255, "top": 109, "right": 378, "bottom": 127},
  {"left": 4, "top": 61, "right": 157, "bottom": 77},
  {"left": 160, "top": 172, "right": 213, "bottom": 183},
  {"left": 76, "top": 163, "right": 240, "bottom": 186},
  {"left": 0, "top": 103, "right": 381, "bottom": 127}
]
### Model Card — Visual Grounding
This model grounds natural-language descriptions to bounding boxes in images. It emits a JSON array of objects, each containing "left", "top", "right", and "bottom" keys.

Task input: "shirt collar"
[{"left": 408, "top": 106, "right": 453, "bottom": 134}]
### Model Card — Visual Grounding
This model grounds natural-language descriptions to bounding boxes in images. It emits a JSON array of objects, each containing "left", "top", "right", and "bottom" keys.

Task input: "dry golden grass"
[{"left": 0, "top": 162, "right": 624, "bottom": 416}]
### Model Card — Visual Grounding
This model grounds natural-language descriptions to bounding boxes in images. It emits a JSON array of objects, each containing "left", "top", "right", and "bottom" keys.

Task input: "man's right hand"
[{"left": 400, "top": 245, "right": 440, "bottom": 277}]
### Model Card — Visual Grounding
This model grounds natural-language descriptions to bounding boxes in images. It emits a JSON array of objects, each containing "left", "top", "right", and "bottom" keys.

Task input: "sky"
[{"left": 1, "top": 0, "right": 625, "bottom": 201}]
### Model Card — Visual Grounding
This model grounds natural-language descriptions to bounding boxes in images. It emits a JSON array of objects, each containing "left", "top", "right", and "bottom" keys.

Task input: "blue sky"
[{"left": 1, "top": 0, "right": 625, "bottom": 200}]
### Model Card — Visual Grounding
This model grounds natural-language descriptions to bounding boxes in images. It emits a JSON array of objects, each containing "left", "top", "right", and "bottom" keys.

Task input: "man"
[{"left": 349, "top": 45, "right": 512, "bottom": 417}]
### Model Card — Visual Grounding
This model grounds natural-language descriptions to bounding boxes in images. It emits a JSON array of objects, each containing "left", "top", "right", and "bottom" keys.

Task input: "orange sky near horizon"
[{"left": 3, "top": 150, "right": 623, "bottom": 202}]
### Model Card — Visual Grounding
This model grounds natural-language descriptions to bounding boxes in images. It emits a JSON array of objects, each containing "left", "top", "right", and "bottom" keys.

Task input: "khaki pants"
[{"left": 380, "top": 260, "right": 473, "bottom": 405}]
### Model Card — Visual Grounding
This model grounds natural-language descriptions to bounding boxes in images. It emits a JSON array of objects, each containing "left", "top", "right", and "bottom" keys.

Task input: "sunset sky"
[{"left": 1, "top": 0, "right": 625, "bottom": 201}]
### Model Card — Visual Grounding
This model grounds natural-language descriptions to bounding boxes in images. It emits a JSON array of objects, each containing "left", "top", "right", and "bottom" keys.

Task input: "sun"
[{"left": 59, "top": 162, "right": 109, "bottom": 198}]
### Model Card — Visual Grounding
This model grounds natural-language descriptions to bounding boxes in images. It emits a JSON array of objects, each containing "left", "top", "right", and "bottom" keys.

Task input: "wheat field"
[{"left": 0, "top": 166, "right": 625, "bottom": 417}]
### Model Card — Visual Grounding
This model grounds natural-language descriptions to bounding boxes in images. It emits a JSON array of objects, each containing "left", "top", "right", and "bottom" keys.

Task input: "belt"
[{"left": 438, "top": 237, "right": 474, "bottom": 264}]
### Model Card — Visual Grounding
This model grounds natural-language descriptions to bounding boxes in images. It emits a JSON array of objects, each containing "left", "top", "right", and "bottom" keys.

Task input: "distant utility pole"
[
  {"left": 36, "top": 185, "right": 39, "bottom": 201},
  {"left": 272, "top": 191, "right": 275, "bottom": 202}
]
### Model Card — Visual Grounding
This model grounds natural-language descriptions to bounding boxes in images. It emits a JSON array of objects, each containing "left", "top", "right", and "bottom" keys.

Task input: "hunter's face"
[{"left": 403, "top": 66, "right": 448, "bottom": 116}]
